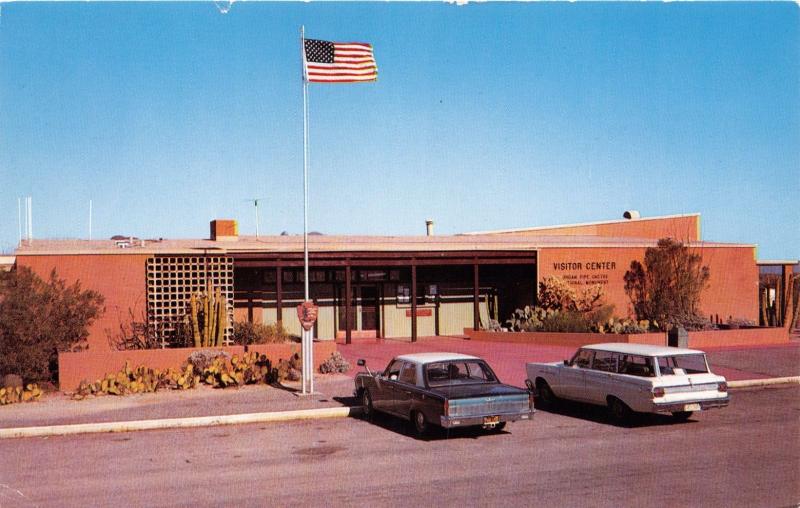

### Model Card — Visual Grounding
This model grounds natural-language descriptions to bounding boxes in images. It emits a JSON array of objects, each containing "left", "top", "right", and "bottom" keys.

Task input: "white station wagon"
[{"left": 525, "top": 343, "right": 730, "bottom": 422}]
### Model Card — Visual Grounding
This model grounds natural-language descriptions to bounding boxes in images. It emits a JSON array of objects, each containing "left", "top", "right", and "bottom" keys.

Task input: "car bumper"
[
  {"left": 440, "top": 409, "right": 534, "bottom": 429},
  {"left": 652, "top": 396, "right": 730, "bottom": 413}
]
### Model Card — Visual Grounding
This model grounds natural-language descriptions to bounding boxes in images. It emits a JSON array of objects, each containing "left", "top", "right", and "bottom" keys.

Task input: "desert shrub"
[
  {"left": 276, "top": 353, "right": 302, "bottom": 382},
  {"left": 232, "top": 321, "right": 291, "bottom": 346},
  {"left": 319, "top": 351, "right": 351, "bottom": 374},
  {"left": 188, "top": 349, "right": 231, "bottom": 372},
  {"left": 624, "top": 238, "right": 710, "bottom": 331},
  {"left": 107, "top": 310, "right": 163, "bottom": 350},
  {"left": 0, "top": 267, "right": 104, "bottom": 384},
  {"left": 73, "top": 362, "right": 198, "bottom": 400},
  {"left": 538, "top": 276, "right": 606, "bottom": 313},
  {"left": 538, "top": 310, "right": 590, "bottom": 333},
  {"left": 199, "top": 352, "right": 275, "bottom": 388}
]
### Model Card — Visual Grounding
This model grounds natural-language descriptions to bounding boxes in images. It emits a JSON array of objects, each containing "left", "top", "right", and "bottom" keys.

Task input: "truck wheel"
[
  {"left": 361, "top": 389, "right": 373, "bottom": 420},
  {"left": 608, "top": 397, "right": 632, "bottom": 424},
  {"left": 672, "top": 411, "right": 693, "bottom": 422},
  {"left": 536, "top": 380, "right": 557, "bottom": 406},
  {"left": 413, "top": 410, "right": 428, "bottom": 435}
]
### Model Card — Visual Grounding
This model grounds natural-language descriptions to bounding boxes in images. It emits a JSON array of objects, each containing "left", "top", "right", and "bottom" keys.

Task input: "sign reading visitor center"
[{"left": 552, "top": 260, "right": 618, "bottom": 286}]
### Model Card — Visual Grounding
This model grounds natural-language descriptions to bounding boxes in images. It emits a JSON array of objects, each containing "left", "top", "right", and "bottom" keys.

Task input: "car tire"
[
  {"left": 608, "top": 397, "right": 632, "bottom": 424},
  {"left": 536, "top": 379, "right": 557, "bottom": 406},
  {"left": 671, "top": 411, "right": 693, "bottom": 422},
  {"left": 361, "top": 389, "right": 373, "bottom": 420},
  {"left": 412, "top": 410, "right": 428, "bottom": 436}
]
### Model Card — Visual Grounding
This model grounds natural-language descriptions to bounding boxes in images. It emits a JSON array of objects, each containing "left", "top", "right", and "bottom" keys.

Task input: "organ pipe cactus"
[{"left": 187, "top": 284, "right": 229, "bottom": 347}]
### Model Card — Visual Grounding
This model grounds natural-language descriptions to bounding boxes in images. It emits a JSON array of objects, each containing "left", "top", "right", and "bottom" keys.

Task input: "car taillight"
[
  {"left": 652, "top": 387, "right": 665, "bottom": 398},
  {"left": 444, "top": 400, "right": 449, "bottom": 416},
  {"left": 718, "top": 381, "right": 728, "bottom": 393}
]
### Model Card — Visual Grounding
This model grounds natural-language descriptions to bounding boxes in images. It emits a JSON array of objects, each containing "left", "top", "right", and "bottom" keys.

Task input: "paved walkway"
[{"left": 337, "top": 336, "right": 800, "bottom": 387}]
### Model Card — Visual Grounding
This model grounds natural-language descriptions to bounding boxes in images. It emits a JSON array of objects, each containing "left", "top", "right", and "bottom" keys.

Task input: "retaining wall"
[
  {"left": 58, "top": 342, "right": 336, "bottom": 392},
  {"left": 463, "top": 327, "right": 789, "bottom": 349}
]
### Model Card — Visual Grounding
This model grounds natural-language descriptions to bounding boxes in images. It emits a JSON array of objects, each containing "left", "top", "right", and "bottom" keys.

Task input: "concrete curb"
[
  {"left": 728, "top": 376, "right": 800, "bottom": 389},
  {"left": 0, "top": 406, "right": 363, "bottom": 440}
]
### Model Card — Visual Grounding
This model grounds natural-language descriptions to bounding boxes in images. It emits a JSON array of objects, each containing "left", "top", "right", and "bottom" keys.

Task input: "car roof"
[
  {"left": 580, "top": 343, "right": 706, "bottom": 356},
  {"left": 393, "top": 352, "right": 481, "bottom": 364}
]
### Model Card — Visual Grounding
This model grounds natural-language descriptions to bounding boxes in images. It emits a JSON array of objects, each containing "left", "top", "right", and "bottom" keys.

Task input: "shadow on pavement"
[
  {"left": 350, "top": 409, "right": 515, "bottom": 441},
  {"left": 534, "top": 399, "right": 698, "bottom": 428}
]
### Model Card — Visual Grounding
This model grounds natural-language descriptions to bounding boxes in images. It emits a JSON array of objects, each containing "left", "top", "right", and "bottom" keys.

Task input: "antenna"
[
  {"left": 17, "top": 197, "right": 22, "bottom": 245},
  {"left": 89, "top": 200, "right": 93, "bottom": 240},
  {"left": 244, "top": 198, "right": 263, "bottom": 238},
  {"left": 26, "top": 196, "right": 32, "bottom": 242}
]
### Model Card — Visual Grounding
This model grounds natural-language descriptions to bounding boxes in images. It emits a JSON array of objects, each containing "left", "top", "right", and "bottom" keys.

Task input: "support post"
[
  {"left": 473, "top": 262, "right": 480, "bottom": 331},
  {"left": 411, "top": 263, "right": 418, "bottom": 342},
  {"left": 345, "top": 264, "right": 352, "bottom": 345},
  {"left": 276, "top": 266, "right": 283, "bottom": 325}
]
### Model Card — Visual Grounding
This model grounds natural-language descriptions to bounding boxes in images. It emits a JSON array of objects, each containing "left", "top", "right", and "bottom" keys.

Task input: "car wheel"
[
  {"left": 608, "top": 397, "right": 632, "bottom": 423},
  {"left": 536, "top": 379, "right": 557, "bottom": 406},
  {"left": 671, "top": 411, "right": 693, "bottom": 422},
  {"left": 413, "top": 410, "right": 428, "bottom": 435},
  {"left": 361, "top": 389, "right": 373, "bottom": 420}
]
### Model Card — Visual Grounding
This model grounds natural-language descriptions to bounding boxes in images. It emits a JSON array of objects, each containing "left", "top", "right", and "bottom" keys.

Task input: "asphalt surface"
[{"left": 1, "top": 385, "right": 797, "bottom": 507}]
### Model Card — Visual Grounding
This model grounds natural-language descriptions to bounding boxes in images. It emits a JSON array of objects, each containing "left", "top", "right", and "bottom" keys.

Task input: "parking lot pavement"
[{"left": 337, "top": 337, "right": 800, "bottom": 387}]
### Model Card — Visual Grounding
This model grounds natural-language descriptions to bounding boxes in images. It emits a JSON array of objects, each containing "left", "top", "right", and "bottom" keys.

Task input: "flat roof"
[
  {"left": 582, "top": 343, "right": 706, "bottom": 356},
  {"left": 462, "top": 213, "right": 701, "bottom": 236},
  {"left": 13, "top": 234, "right": 755, "bottom": 256}
]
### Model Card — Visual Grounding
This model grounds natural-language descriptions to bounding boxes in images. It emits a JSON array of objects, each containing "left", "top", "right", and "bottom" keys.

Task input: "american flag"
[{"left": 303, "top": 38, "right": 377, "bottom": 83}]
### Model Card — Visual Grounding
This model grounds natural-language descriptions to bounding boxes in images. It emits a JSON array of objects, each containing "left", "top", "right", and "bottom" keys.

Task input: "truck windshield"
[
  {"left": 657, "top": 354, "right": 709, "bottom": 375},
  {"left": 425, "top": 361, "right": 497, "bottom": 387}
]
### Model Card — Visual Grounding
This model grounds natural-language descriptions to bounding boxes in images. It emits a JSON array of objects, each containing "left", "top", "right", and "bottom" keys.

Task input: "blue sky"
[{"left": 1, "top": 2, "right": 798, "bottom": 259}]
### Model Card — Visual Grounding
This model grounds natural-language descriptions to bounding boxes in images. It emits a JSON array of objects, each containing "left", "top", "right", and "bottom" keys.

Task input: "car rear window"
[
  {"left": 657, "top": 354, "right": 709, "bottom": 375},
  {"left": 619, "top": 355, "right": 656, "bottom": 377},
  {"left": 425, "top": 361, "right": 497, "bottom": 386}
]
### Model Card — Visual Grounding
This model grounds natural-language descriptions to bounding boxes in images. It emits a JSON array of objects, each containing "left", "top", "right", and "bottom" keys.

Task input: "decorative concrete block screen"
[{"left": 146, "top": 255, "right": 234, "bottom": 347}]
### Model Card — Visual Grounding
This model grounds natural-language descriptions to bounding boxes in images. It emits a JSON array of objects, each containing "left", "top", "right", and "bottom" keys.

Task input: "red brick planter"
[{"left": 58, "top": 342, "right": 338, "bottom": 392}]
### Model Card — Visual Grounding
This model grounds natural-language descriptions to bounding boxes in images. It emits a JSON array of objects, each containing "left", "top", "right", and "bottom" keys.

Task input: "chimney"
[
  {"left": 425, "top": 219, "right": 434, "bottom": 236},
  {"left": 211, "top": 219, "right": 239, "bottom": 241}
]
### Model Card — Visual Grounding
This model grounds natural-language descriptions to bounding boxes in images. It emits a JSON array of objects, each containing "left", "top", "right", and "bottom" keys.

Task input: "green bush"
[
  {"left": 232, "top": 321, "right": 291, "bottom": 346},
  {"left": 0, "top": 267, "right": 104, "bottom": 384}
]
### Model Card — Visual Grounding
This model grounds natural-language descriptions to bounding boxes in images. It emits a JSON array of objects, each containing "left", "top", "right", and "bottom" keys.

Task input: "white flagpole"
[{"left": 300, "top": 25, "right": 313, "bottom": 395}]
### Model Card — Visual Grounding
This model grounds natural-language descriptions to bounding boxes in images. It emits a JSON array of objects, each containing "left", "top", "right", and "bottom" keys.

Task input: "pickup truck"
[
  {"left": 526, "top": 343, "right": 729, "bottom": 422},
  {"left": 355, "top": 352, "right": 534, "bottom": 435}
]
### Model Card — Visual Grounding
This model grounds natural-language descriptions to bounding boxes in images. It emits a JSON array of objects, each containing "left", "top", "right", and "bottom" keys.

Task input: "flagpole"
[{"left": 300, "top": 25, "right": 313, "bottom": 395}]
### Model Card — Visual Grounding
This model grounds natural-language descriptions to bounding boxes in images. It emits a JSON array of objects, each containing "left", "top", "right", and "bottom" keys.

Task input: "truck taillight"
[
  {"left": 444, "top": 400, "right": 449, "bottom": 416},
  {"left": 652, "top": 387, "right": 665, "bottom": 398},
  {"left": 718, "top": 381, "right": 728, "bottom": 393}
]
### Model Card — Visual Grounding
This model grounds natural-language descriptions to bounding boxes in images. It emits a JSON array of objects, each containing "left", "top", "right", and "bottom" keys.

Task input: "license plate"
[
  {"left": 483, "top": 415, "right": 500, "bottom": 424},
  {"left": 684, "top": 403, "right": 701, "bottom": 411}
]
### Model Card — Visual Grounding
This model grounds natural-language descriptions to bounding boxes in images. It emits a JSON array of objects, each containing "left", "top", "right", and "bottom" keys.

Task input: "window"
[
  {"left": 397, "top": 285, "right": 411, "bottom": 304},
  {"left": 571, "top": 349, "right": 594, "bottom": 369},
  {"left": 385, "top": 360, "right": 403, "bottom": 380},
  {"left": 592, "top": 351, "right": 617, "bottom": 373},
  {"left": 657, "top": 354, "right": 709, "bottom": 375},
  {"left": 619, "top": 355, "right": 656, "bottom": 377},
  {"left": 399, "top": 362, "right": 417, "bottom": 385},
  {"left": 426, "top": 361, "right": 497, "bottom": 386}
]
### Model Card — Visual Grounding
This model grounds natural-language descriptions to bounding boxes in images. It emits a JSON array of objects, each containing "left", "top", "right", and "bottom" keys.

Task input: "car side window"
[
  {"left": 619, "top": 355, "right": 655, "bottom": 377},
  {"left": 591, "top": 351, "right": 617, "bottom": 373},
  {"left": 399, "top": 362, "right": 417, "bottom": 385},
  {"left": 571, "top": 349, "right": 593, "bottom": 369},
  {"left": 385, "top": 360, "right": 403, "bottom": 380}
]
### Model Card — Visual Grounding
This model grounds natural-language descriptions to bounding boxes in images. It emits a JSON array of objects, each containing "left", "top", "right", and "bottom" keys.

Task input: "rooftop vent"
[
  {"left": 623, "top": 210, "right": 640, "bottom": 220},
  {"left": 425, "top": 219, "right": 434, "bottom": 236}
]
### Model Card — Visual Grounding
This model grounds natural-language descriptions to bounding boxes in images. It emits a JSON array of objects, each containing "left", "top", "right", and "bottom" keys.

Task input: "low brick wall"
[
  {"left": 687, "top": 327, "right": 789, "bottom": 348},
  {"left": 58, "top": 342, "right": 337, "bottom": 392},
  {"left": 463, "top": 329, "right": 666, "bottom": 347},
  {"left": 463, "top": 327, "right": 789, "bottom": 349}
]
